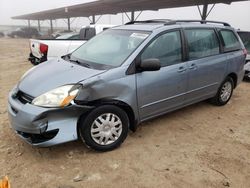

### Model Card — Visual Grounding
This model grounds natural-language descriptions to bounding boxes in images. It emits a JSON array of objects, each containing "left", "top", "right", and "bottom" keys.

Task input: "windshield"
[
  {"left": 70, "top": 29, "right": 150, "bottom": 68},
  {"left": 238, "top": 32, "right": 250, "bottom": 53}
]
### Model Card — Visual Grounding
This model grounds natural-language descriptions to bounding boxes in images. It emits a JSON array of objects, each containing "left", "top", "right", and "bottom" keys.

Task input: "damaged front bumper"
[{"left": 8, "top": 87, "right": 93, "bottom": 147}]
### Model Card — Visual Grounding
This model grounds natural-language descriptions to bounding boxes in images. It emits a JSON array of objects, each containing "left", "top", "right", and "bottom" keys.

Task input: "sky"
[{"left": 0, "top": 0, "right": 250, "bottom": 30}]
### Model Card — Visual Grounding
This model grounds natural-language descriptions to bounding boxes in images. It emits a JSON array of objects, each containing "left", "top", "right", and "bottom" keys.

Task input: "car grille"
[{"left": 16, "top": 91, "right": 34, "bottom": 104}]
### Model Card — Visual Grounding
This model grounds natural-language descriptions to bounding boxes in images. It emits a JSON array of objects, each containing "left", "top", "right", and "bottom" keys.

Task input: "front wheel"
[
  {"left": 79, "top": 105, "right": 129, "bottom": 151},
  {"left": 210, "top": 77, "right": 234, "bottom": 106}
]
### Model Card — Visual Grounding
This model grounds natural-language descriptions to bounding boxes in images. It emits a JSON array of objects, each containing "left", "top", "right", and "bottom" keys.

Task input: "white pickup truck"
[{"left": 29, "top": 24, "right": 114, "bottom": 65}]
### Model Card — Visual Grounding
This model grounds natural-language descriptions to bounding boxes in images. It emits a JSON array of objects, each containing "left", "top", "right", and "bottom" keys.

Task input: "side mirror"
[{"left": 140, "top": 58, "right": 161, "bottom": 72}]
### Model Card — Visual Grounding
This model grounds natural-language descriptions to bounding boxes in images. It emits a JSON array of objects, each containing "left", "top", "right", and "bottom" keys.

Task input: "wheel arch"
[
  {"left": 227, "top": 72, "right": 238, "bottom": 88},
  {"left": 77, "top": 99, "right": 138, "bottom": 138}
]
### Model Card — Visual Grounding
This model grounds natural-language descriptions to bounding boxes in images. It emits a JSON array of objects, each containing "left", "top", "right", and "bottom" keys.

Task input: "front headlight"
[{"left": 32, "top": 85, "right": 80, "bottom": 108}]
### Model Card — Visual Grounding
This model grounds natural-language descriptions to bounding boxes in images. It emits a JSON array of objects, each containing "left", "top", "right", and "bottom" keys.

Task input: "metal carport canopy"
[{"left": 12, "top": 0, "right": 248, "bottom": 20}]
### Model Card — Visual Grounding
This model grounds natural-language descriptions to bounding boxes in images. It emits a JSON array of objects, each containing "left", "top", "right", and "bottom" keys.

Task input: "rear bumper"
[
  {"left": 8, "top": 87, "right": 93, "bottom": 147},
  {"left": 28, "top": 53, "right": 47, "bottom": 65}
]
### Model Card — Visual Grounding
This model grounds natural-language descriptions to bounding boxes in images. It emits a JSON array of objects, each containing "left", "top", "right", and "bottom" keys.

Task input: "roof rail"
[
  {"left": 125, "top": 19, "right": 231, "bottom": 27},
  {"left": 164, "top": 20, "right": 231, "bottom": 27},
  {"left": 125, "top": 19, "right": 172, "bottom": 25}
]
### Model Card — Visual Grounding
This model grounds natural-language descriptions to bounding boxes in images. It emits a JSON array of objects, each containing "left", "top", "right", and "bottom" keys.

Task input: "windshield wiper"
[{"left": 69, "top": 59, "right": 91, "bottom": 68}]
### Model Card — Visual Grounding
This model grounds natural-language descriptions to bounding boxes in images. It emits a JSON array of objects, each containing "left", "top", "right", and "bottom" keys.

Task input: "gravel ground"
[{"left": 0, "top": 38, "right": 250, "bottom": 188}]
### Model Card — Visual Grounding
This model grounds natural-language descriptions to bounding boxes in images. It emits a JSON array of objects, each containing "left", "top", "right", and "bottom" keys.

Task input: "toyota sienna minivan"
[{"left": 8, "top": 20, "right": 246, "bottom": 151}]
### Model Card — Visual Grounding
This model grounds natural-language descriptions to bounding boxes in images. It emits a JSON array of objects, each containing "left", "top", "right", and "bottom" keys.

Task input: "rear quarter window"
[{"left": 219, "top": 30, "right": 241, "bottom": 52}]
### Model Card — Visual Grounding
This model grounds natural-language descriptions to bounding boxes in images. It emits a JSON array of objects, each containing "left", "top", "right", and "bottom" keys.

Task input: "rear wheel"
[
  {"left": 210, "top": 77, "right": 234, "bottom": 106},
  {"left": 79, "top": 105, "right": 129, "bottom": 151}
]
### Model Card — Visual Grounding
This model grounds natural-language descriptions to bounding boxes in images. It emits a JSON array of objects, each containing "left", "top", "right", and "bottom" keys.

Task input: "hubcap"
[
  {"left": 91, "top": 113, "right": 122, "bottom": 145},
  {"left": 220, "top": 81, "right": 232, "bottom": 102}
]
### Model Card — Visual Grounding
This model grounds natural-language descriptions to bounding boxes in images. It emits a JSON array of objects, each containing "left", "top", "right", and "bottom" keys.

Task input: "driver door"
[{"left": 136, "top": 30, "right": 188, "bottom": 121}]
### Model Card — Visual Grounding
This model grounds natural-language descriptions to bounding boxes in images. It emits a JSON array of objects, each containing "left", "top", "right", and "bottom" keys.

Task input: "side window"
[
  {"left": 141, "top": 31, "right": 182, "bottom": 67},
  {"left": 219, "top": 30, "right": 241, "bottom": 52},
  {"left": 79, "top": 28, "right": 96, "bottom": 40},
  {"left": 185, "top": 29, "right": 220, "bottom": 60}
]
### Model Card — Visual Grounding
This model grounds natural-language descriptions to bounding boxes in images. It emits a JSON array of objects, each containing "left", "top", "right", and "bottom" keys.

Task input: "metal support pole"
[
  {"left": 202, "top": 4, "right": 208, "bottom": 20},
  {"left": 131, "top": 11, "right": 135, "bottom": 21},
  {"left": 92, "top": 15, "right": 96, "bottom": 24},
  {"left": 122, "top": 13, "right": 124, "bottom": 24},
  {"left": 50, "top": 19, "right": 53, "bottom": 33},
  {"left": 135, "top": 11, "right": 143, "bottom": 21},
  {"left": 28, "top": 20, "right": 31, "bottom": 28},
  {"left": 38, "top": 20, "right": 41, "bottom": 31},
  {"left": 67, "top": 17, "right": 71, "bottom": 31}
]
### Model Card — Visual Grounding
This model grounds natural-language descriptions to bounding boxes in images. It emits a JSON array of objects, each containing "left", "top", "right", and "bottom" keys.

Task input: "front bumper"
[{"left": 8, "top": 87, "right": 92, "bottom": 147}]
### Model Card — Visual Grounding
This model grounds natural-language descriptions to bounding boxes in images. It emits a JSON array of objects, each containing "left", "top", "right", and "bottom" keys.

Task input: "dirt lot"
[{"left": 0, "top": 38, "right": 250, "bottom": 188}]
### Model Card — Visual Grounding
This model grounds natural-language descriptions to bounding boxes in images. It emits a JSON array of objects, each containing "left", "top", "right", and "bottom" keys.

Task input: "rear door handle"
[
  {"left": 178, "top": 66, "right": 187, "bottom": 73},
  {"left": 189, "top": 63, "right": 197, "bottom": 70}
]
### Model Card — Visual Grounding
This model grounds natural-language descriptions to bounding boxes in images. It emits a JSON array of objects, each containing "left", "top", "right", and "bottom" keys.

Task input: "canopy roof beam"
[{"left": 12, "top": 0, "right": 248, "bottom": 22}]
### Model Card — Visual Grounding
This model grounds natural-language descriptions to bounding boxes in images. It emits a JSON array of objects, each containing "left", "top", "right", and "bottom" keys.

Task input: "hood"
[{"left": 18, "top": 59, "right": 106, "bottom": 97}]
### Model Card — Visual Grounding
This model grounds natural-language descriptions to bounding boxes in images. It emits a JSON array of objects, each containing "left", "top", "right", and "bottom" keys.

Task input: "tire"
[
  {"left": 210, "top": 77, "right": 234, "bottom": 106},
  {"left": 79, "top": 105, "right": 129, "bottom": 151}
]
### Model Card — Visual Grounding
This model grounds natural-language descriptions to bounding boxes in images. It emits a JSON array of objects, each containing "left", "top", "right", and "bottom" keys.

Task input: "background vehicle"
[
  {"left": 238, "top": 31, "right": 250, "bottom": 61},
  {"left": 29, "top": 24, "right": 114, "bottom": 65},
  {"left": 7, "top": 27, "right": 40, "bottom": 38},
  {"left": 55, "top": 32, "right": 79, "bottom": 40},
  {"left": 51, "top": 30, "right": 73, "bottom": 38},
  {"left": 9, "top": 20, "right": 246, "bottom": 151},
  {"left": 0, "top": 32, "right": 4, "bottom": 38},
  {"left": 237, "top": 31, "right": 250, "bottom": 79}
]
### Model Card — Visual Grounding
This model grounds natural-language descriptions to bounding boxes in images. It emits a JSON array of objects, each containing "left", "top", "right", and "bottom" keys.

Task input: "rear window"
[
  {"left": 219, "top": 30, "right": 241, "bottom": 52},
  {"left": 56, "top": 33, "right": 79, "bottom": 40},
  {"left": 79, "top": 27, "right": 96, "bottom": 40},
  {"left": 185, "top": 29, "right": 220, "bottom": 60},
  {"left": 238, "top": 32, "right": 250, "bottom": 53}
]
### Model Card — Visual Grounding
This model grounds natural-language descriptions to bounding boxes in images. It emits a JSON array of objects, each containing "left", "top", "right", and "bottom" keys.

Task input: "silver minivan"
[{"left": 8, "top": 20, "right": 246, "bottom": 151}]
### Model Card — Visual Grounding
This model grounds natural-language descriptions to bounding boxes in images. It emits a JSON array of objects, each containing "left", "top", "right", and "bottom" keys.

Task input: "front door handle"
[
  {"left": 178, "top": 66, "right": 187, "bottom": 73},
  {"left": 189, "top": 63, "right": 197, "bottom": 70}
]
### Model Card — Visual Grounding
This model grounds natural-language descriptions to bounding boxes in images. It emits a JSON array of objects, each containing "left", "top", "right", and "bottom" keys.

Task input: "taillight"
[
  {"left": 243, "top": 49, "right": 248, "bottom": 57},
  {"left": 39, "top": 43, "right": 48, "bottom": 54}
]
